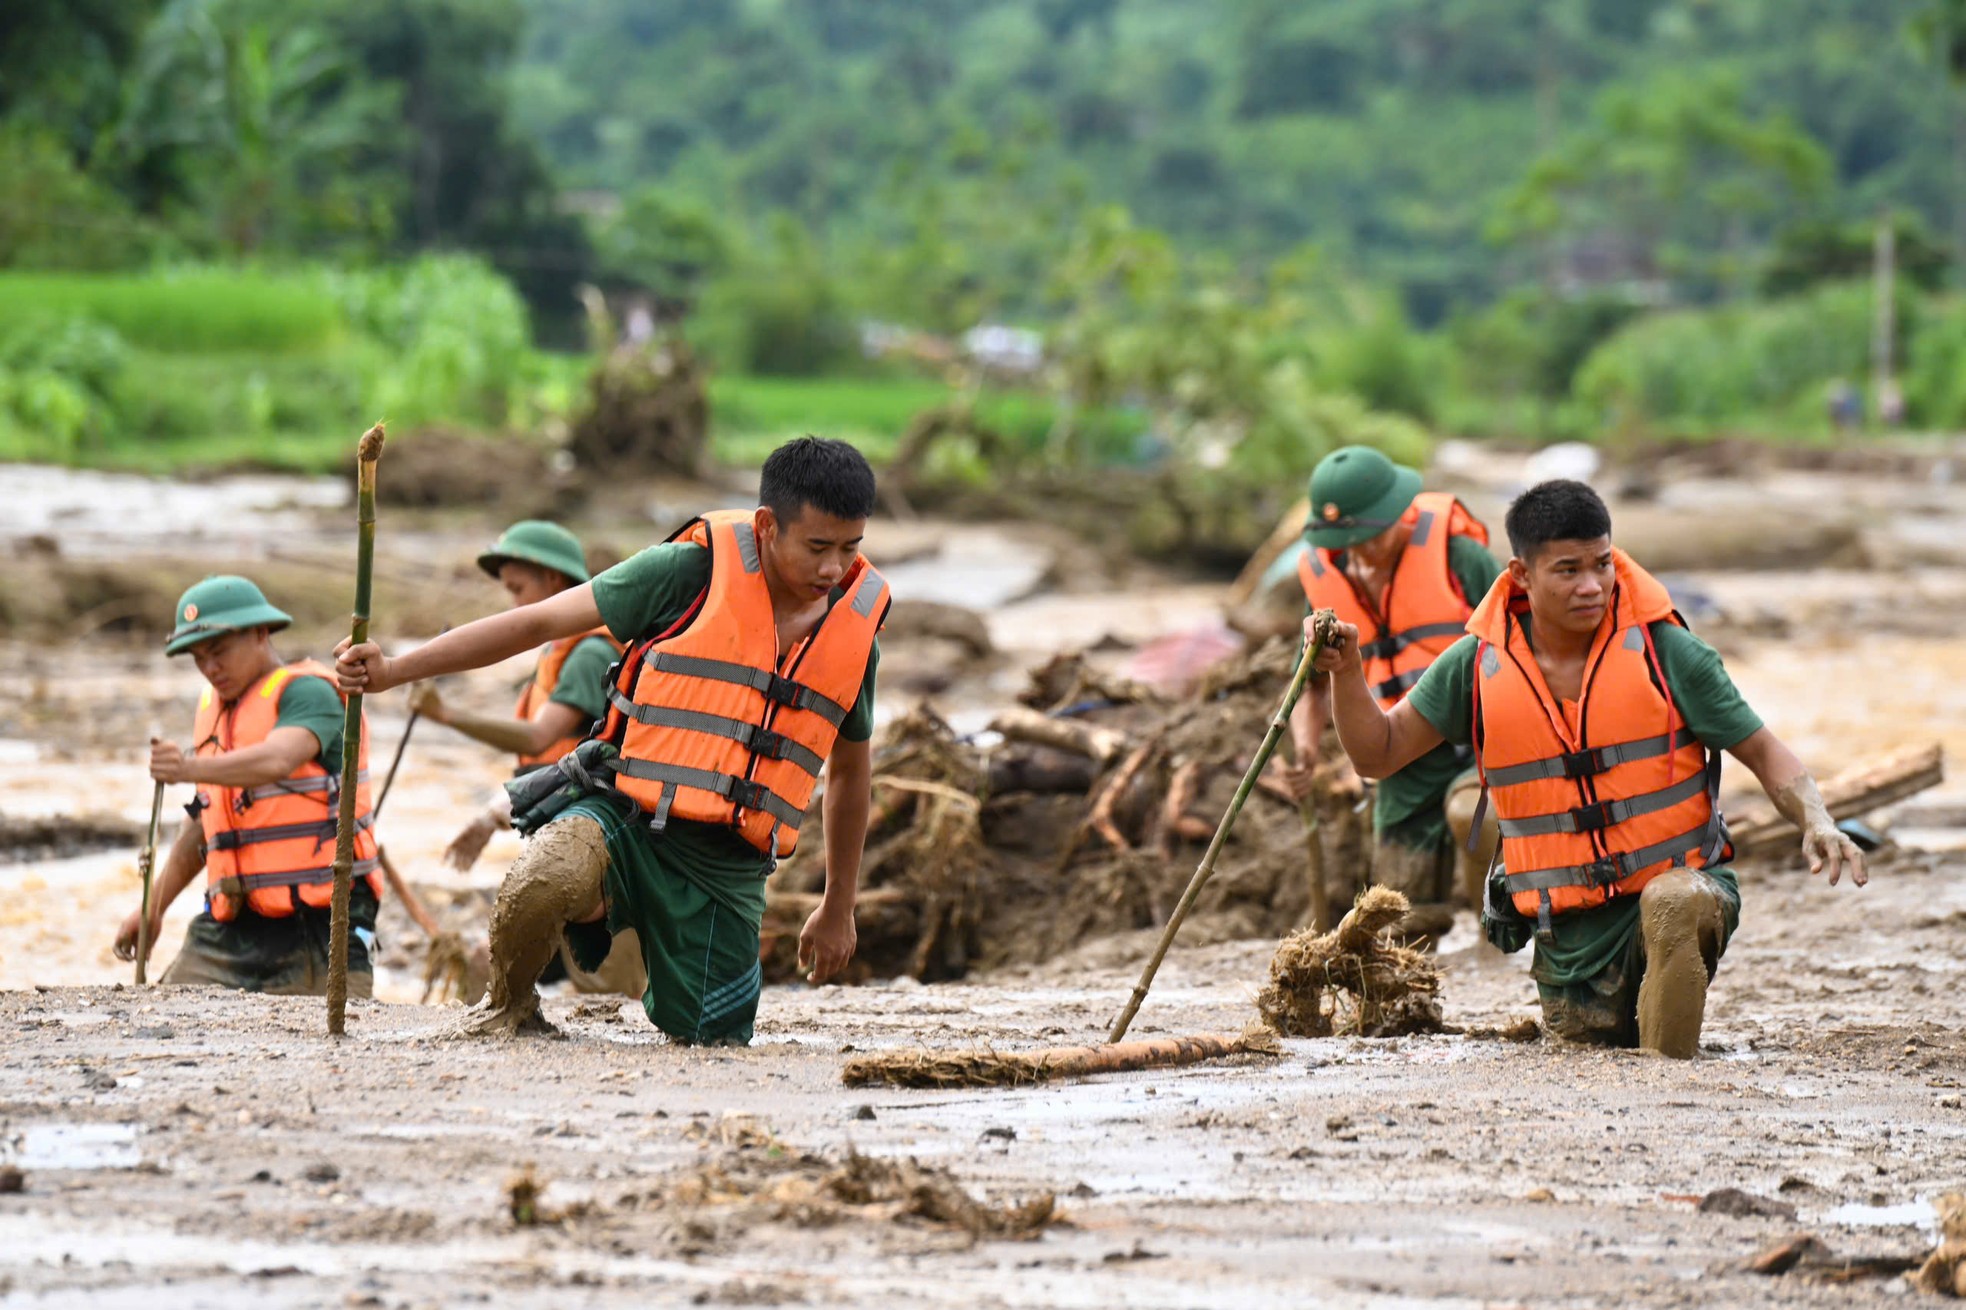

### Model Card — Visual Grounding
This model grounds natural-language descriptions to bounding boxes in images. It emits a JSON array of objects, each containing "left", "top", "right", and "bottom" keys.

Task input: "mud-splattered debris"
[
  {"left": 1746, "top": 1232, "right": 1922, "bottom": 1283},
  {"left": 1256, "top": 887, "right": 1445, "bottom": 1038},
  {"left": 1460, "top": 1016, "right": 1541, "bottom": 1042},
  {"left": 841, "top": 1030, "right": 1279, "bottom": 1090},
  {"left": 851, "top": 1105, "right": 876, "bottom": 1122},
  {"left": 507, "top": 1163, "right": 547, "bottom": 1226},
  {"left": 1915, "top": 1192, "right": 1966, "bottom": 1297},
  {"left": 1524, "top": 1187, "right": 1556, "bottom": 1203},
  {"left": 691, "top": 1279, "right": 807, "bottom": 1306},
  {"left": 0, "top": 1165, "right": 23, "bottom": 1194},
  {"left": 1700, "top": 1187, "right": 1796, "bottom": 1220},
  {"left": 633, "top": 1144, "right": 1056, "bottom": 1244},
  {"left": 302, "top": 1162, "right": 340, "bottom": 1184},
  {"left": 685, "top": 1114, "right": 779, "bottom": 1151}
]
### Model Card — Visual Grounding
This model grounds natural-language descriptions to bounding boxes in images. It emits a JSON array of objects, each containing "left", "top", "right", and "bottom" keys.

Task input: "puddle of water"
[
  {"left": 880, "top": 530, "right": 1052, "bottom": 611},
  {"left": 3, "top": 1123, "right": 140, "bottom": 1170},
  {"left": 1824, "top": 1197, "right": 1940, "bottom": 1235},
  {"left": 0, "top": 465, "right": 347, "bottom": 558}
]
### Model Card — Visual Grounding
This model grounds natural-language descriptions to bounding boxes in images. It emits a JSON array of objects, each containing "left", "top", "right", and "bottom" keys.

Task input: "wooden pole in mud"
[
  {"left": 133, "top": 778, "right": 165, "bottom": 985},
  {"left": 328, "top": 423, "right": 385, "bottom": 1036},
  {"left": 1108, "top": 610, "right": 1337, "bottom": 1043},
  {"left": 1300, "top": 796, "right": 1330, "bottom": 935}
]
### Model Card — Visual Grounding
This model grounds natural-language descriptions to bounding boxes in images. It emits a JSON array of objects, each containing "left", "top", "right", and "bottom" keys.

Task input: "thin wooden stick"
[
  {"left": 133, "top": 779, "right": 164, "bottom": 985},
  {"left": 1301, "top": 796, "right": 1331, "bottom": 934},
  {"left": 328, "top": 423, "right": 384, "bottom": 1036},
  {"left": 1107, "top": 611, "right": 1336, "bottom": 1043}
]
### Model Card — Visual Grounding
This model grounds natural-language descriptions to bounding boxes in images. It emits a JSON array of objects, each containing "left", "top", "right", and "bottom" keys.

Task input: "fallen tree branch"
[
  {"left": 1727, "top": 741, "right": 1943, "bottom": 860},
  {"left": 989, "top": 706, "right": 1130, "bottom": 765},
  {"left": 841, "top": 1029, "right": 1280, "bottom": 1089}
]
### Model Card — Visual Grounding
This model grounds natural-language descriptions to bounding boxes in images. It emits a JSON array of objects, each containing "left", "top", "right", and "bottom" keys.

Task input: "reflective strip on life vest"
[
  {"left": 240, "top": 770, "right": 369, "bottom": 804},
  {"left": 604, "top": 687, "right": 826, "bottom": 775},
  {"left": 1495, "top": 770, "right": 1713, "bottom": 839},
  {"left": 1357, "top": 620, "right": 1468, "bottom": 662},
  {"left": 1371, "top": 667, "right": 1428, "bottom": 701},
  {"left": 1482, "top": 727, "right": 1700, "bottom": 789},
  {"left": 609, "top": 757, "right": 808, "bottom": 831},
  {"left": 640, "top": 651, "right": 852, "bottom": 728},
  {"left": 209, "top": 813, "right": 374, "bottom": 850},
  {"left": 220, "top": 858, "right": 380, "bottom": 893},
  {"left": 1502, "top": 819, "right": 1716, "bottom": 895}
]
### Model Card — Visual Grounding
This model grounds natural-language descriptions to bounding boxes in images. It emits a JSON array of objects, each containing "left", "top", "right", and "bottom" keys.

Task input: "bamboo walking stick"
[
  {"left": 133, "top": 777, "right": 165, "bottom": 985},
  {"left": 328, "top": 423, "right": 385, "bottom": 1036},
  {"left": 1108, "top": 610, "right": 1337, "bottom": 1043}
]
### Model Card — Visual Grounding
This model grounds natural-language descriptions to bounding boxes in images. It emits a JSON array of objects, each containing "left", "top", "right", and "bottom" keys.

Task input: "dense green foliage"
[{"left": 7, "top": 0, "right": 1966, "bottom": 477}]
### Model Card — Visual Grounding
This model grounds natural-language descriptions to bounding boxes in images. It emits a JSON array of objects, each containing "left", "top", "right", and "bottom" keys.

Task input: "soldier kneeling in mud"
[
  {"left": 1311, "top": 479, "right": 1868, "bottom": 1056},
  {"left": 115, "top": 576, "right": 386, "bottom": 996},
  {"left": 336, "top": 437, "right": 884, "bottom": 1043}
]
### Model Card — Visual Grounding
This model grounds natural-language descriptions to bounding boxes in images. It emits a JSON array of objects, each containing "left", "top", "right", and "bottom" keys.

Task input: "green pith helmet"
[
  {"left": 1304, "top": 446, "right": 1424, "bottom": 551},
  {"left": 476, "top": 520, "right": 589, "bottom": 584},
  {"left": 164, "top": 576, "right": 293, "bottom": 656}
]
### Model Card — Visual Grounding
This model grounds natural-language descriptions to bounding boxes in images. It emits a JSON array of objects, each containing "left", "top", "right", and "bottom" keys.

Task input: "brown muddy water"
[{"left": 2, "top": 457, "right": 1964, "bottom": 1307}]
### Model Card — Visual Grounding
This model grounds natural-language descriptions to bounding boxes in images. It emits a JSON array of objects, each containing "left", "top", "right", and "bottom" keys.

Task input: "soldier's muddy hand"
[
  {"left": 113, "top": 908, "right": 159, "bottom": 963},
  {"left": 149, "top": 738, "right": 193, "bottom": 784},
  {"left": 334, "top": 637, "right": 395, "bottom": 695},
  {"left": 1803, "top": 818, "right": 1868, "bottom": 888},
  {"left": 798, "top": 900, "right": 857, "bottom": 985},
  {"left": 1308, "top": 618, "right": 1361, "bottom": 675},
  {"left": 407, "top": 681, "right": 447, "bottom": 723}
]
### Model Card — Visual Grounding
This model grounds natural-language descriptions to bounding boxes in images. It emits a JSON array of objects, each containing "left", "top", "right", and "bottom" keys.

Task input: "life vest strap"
[
  {"left": 610, "top": 757, "right": 807, "bottom": 831},
  {"left": 1495, "top": 770, "right": 1713, "bottom": 839},
  {"left": 1370, "top": 667, "right": 1427, "bottom": 701},
  {"left": 215, "top": 859, "right": 379, "bottom": 896},
  {"left": 641, "top": 652, "right": 851, "bottom": 728},
  {"left": 1485, "top": 727, "right": 1699, "bottom": 789},
  {"left": 209, "top": 813, "right": 374, "bottom": 851},
  {"left": 604, "top": 688, "right": 826, "bottom": 775},
  {"left": 240, "top": 770, "right": 369, "bottom": 804},
  {"left": 1357, "top": 620, "right": 1467, "bottom": 662},
  {"left": 1502, "top": 818, "right": 1714, "bottom": 896}
]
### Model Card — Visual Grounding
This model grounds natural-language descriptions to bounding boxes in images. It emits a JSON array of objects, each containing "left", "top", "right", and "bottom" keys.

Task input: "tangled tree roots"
[
  {"left": 1256, "top": 887, "right": 1445, "bottom": 1038},
  {"left": 568, "top": 337, "right": 709, "bottom": 476}
]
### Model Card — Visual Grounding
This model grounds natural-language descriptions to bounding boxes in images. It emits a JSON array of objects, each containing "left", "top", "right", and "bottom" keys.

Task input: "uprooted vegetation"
[
  {"left": 764, "top": 637, "right": 1371, "bottom": 983},
  {"left": 1255, "top": 887, "right": 1446, "bottom": 1038}
]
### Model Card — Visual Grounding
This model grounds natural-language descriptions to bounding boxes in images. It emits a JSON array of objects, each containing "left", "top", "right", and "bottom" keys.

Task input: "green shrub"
[
  {"left": 1572, "top": 282, "right": 1875, "bottom": 434},
  {"left": 334, "top": 255, "right": 532, "bottom": 428},
  {"left": 1906, "top": 297, "right": 1966, "bottom": 429}
]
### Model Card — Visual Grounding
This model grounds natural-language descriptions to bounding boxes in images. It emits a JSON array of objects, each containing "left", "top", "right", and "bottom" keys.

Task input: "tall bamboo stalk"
[
  {"left": 328, "top": 422, "right": 385, "bottom": 1036},
  {"left": 133, "top": 779, "right": 164, "bottom": 985},
  {"left": 1108, "top": 610, "right": 1337, "bottom": 1043}
]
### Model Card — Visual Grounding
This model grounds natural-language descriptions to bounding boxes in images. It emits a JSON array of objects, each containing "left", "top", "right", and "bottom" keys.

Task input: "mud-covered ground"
[{"left": 4, "top": 450, "right": 1966, "bottom": 1306}]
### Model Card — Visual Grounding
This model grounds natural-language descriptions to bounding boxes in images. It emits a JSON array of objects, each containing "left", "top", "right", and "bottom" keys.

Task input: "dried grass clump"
[{"left": 1256, "top": 886, "right": 1445, "bottom": 1038}]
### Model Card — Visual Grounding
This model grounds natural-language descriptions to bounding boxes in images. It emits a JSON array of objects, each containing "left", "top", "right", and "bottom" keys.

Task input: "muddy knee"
[
  {"left": 485, "top": 815, "right": 609, "bottom": 1005},
  {"left": 1639, "top": 870, "right": 1721, "bottom": 952}
]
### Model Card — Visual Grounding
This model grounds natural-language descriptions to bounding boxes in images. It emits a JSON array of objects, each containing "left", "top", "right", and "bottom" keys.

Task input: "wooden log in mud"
[
  {"left": 989, "top": 707, "right": 1130, "bottom": 765},
  {"left": 1727, "top": 742, "right": 1944, "bottom": 860},
  {"left": 841, "top": 1029, "right": 1280, "bottom": 1089}
]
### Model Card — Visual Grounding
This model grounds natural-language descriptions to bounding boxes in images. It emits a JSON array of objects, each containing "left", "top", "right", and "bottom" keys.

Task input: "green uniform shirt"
[
  {"left": 545, "top": 634, "right": 618, "bottom": 723},
  {"left": 1405, "top": 619, "right": 1759, "bottom": 988},
  {"left": 268, "top": 674, "right": 345, "bottom": 776},
  {"left": 562, "top": 539, "right": 881, "bottom": 1042},
  {"left": 1312, "top": 533, "right": 1502, "bottom": 838}
]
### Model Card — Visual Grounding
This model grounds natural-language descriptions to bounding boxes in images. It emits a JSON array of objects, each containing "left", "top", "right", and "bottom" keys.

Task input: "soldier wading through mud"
[
  {"left": 114, "top": 576, "right": 386, "bottom": 995},
  {"left": 336, "top": 437, "right": 885, "bottom": 1043},
  {"left": 1312, "top": 479, "right": 1869, "bottom": 1056},
  {"left": 1283, "top": 445, "right": 1502, "bottom": 944}
]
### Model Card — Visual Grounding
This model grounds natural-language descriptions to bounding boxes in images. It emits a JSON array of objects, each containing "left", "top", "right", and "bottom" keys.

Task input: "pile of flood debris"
[{"left": 763, "top": 636, "right": 1369, "bottom": 983}]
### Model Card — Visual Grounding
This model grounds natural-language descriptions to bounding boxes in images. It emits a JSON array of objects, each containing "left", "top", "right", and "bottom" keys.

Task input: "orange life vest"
[
  {"left": 601, "top": 509, "right": 888, "bottom": 860},
  {"left": 1299, "top": 491, "right": 1490, "bottom": 709},
  {"left": 514, "top": 627, "right": 624, "bottom": 770},
  {"left": 1469, "top": 550, "right": 1728, "bottom": 936},
  {"left": 192, "top": 660, "right": 381, "bottom": 923}
]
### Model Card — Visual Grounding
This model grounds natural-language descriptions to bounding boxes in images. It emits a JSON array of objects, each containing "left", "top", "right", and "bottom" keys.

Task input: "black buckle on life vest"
[
  {"left": 749, "top": 727, "right": 796, "bottom": 761},
  {"left": 1559, "top": 748, "right": 1603, "bottom": 779},
  {"left": 1569, "top": 800, "right": 1613, "bottom": 833},
  {"left": 762, "top": 673, "right": 809, "bottom": 710},
  {"left": 727, "top": 778, "right": 772, "bottom": 811},
  {"left": 1581, "top": 857, "right": 1621, "bottom": 890}
]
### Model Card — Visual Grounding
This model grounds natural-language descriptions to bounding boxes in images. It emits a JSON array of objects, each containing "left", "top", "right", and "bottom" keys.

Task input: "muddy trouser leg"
[
  {"left": 1635, "top": 868, "right": 1726, "bottom": 1059},
  {"left": 557, "top": 928, "right": 646, "bottom": 998},
  {"left": 452, "top": 814, "right": 609, "bottom": 1038},
  {"left": 159, "top": 912, "right": 372, "bottom": 998},
  {"left": 1371, "top": 832, "right": 1455, "bottom": 947},
  {"left": 1443, "top": 771, "right": 1500, "bottom": 916}
]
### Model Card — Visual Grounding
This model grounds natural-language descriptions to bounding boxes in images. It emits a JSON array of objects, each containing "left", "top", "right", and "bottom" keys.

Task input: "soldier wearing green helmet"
[
  {"left": 408, "top": 522, "right": 641, "bottom": 996},
  {"left": 115, "top": 576, "right": 384, "bottom": 995},
  {"left": 1284, "top": 446, "right": 1502, "bottom": 943}
]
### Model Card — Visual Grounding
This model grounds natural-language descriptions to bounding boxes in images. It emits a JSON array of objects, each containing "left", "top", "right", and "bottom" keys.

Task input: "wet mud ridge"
[{"left": 0, "top": 812, "right": 143, "bottom": 865}]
